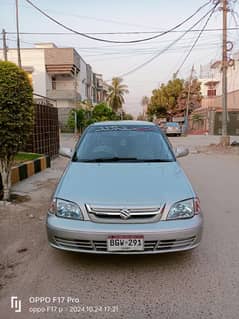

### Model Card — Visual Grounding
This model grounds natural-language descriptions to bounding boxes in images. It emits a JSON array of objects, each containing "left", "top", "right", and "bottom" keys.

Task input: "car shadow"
[{"left": 51, "top": 247, "right": 198, "bottom": 270}]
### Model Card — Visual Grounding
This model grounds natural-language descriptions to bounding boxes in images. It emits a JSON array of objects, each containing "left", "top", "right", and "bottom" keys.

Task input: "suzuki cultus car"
[{"left": 47, "top": 121, "right": 203, "bottom": 254}]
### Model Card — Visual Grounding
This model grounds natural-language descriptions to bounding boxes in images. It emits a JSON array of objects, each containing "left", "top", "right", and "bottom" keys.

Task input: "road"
[{"left": 0, "top": 135, "right": 239, "bottom": 319}]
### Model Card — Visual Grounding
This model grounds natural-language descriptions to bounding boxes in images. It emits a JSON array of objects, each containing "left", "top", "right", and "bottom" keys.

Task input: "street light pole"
[
  {"left": 220, "top": 0, "right": 230, "bottom": 146},
  {"left": 2, "top": 29, "right": 8, "bottom": 61},
  {"left": 15, "top": 0, "right": 22, "bottom": 68},
  {"left": 184, "top": 65, "right": 194, "bottom": 135},
  {"left": 74, "top": 67, "right": 78, "bottom": 135}
]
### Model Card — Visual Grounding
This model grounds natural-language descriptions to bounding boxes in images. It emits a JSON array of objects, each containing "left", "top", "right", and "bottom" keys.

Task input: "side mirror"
[
  {"left": 59, "top": 147, "right": 73, "bottom": 158},
  {"left": 174, "top": 147, "right": 189, "bottom": 158}
]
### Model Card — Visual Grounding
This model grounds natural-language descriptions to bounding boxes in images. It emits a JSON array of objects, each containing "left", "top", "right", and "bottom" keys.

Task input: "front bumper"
[{"left": 47, "top": 213, "right": 203, "bottom": 254}]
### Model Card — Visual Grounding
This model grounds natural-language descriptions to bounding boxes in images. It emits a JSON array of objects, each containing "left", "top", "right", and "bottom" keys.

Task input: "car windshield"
[{"left": 73, "top": 125, "right": 175, "bottom": 162}]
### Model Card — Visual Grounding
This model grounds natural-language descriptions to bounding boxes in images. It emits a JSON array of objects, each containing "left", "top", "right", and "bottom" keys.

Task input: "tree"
[
  {"left": 0, "top": 61, "right": 33, "bottom": 201},
  {"left": 177, "top": 78, "right": 202, "bottom": 114},
  {"left": 79, "top": 99, "right": 93, "bottom": 111},
  {"left": 106, "top": 77, "right": 129, "bottom": 112},
  {"left": 147, "top": 78, "right": 184, "bottom": 120},
  {"left": 90, "top": 103, "right": 119, "bottom": 123},
  {"left": 67, "top": 100, "right": 94, "bottom": 133},
  {"left": 122, "top": 112, "right": 134, "bottom": 120},
  {"left": 67, "top": 103, "right": 120, "bottom": 131},
  {"left": 137, "top": 113, "right": 146, "bottom": 121},
  {"left": 147, "top": 77, "right": 202, "bottom": 121},
  {"left": 67, "top": 108, "right": 87, "bottom": 133},
  {"left": 147, "top": 103, "right": 167, "bottom": 120}
]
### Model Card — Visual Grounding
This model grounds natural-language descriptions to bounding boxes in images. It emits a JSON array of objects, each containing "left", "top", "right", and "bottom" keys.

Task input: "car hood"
[{"left": 56, "top": 162, "right": 194, "bottom": 206}]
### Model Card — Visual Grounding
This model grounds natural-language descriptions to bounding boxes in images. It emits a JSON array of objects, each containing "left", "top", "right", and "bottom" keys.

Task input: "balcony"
[
  {"left": 47, "top": 89, "right": 81, "bottom": 100},
  {"left": 45, "top": 48, "right": 80, "bottom": 76}
]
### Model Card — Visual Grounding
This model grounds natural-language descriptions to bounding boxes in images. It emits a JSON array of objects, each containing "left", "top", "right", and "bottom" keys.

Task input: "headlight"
[
  {"left": 49, "top": 198, "right": 83, "bottom": 220},
  {"left": 167, "top": 198, "right": 200, "bottom": 220}
]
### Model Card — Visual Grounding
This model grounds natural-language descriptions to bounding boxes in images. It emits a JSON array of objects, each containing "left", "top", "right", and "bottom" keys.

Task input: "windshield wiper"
[
  {"left": 79, "top": 157, "right": 139, "bottom": 162},
  {"left": 138, "top": 159, "right": 174, "bottom": 162}
]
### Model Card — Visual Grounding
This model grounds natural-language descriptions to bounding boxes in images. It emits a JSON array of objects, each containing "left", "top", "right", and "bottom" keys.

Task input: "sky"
[{"left": 1, "top": 0, "right": 239, "bottom": 116}]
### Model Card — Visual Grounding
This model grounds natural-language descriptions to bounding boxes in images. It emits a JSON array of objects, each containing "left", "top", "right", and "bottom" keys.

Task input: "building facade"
[
  {"left": 191, "top": 52, "right": 239, "bottom": 135},
  {"left": 0, "top": 43, "right": 108, "bottom": 127}
]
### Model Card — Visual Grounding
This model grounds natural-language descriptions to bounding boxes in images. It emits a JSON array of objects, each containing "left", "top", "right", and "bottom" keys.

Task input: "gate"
[{"left": 24, "top": 101, "right": 59, "bottom": 157}]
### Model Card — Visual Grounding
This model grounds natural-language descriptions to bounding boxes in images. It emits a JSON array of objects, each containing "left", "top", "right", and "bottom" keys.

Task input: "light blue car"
[
  {"left": 165, "top": 122, "right": 182, "bottom": 136},
  {"left": 47, "top": 121, "right": 203, "bottom": 254}
]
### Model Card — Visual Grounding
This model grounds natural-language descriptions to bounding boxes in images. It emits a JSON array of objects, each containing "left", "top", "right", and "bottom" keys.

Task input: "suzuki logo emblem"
[{"left": 120, "top": 209, "right": 131, "bottom": 220}]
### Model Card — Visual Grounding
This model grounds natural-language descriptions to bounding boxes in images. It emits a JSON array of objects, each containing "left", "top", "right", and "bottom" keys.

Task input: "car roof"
[{"left": 90, "top": 120, "right": 155, "bottom": 126}]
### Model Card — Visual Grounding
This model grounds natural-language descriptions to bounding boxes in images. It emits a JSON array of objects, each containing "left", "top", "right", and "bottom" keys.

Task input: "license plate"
[{"left": 107, "top": 235, "right": 144, "bottom": 252}]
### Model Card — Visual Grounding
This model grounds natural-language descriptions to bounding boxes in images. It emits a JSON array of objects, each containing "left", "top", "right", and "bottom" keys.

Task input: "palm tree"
[
  {"left": 141, "top": 96, "right": 149, "bottom": 118},
  {"left": 106, "top": 77, "right": 129, "bottom": 113}
]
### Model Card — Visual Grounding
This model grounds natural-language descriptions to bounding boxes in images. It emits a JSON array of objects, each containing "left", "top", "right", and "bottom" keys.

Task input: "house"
[
  {"left": 0, "top": 43, "right": 107, "bottom": 128},
  {"left": 191, "top": 53, "right": 239, "bottom": 135},
  {"left": 94, "top": 73, "right": 109, "bottom": 103}
]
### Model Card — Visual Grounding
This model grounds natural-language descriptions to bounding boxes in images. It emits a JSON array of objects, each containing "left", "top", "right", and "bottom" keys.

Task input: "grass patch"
[{"left": 14, "top": 152, "right": 43, "bottom": 165}]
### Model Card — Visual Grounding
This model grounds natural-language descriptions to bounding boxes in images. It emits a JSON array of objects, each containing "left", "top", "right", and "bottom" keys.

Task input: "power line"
[
  {"left": 4, "top": 36, "right": 220, "bottom": 50},
  {"left": 113, "top": 4, "right": 218, "bottom": 79},
  {"left": 6, "top": 27, "right": 239, "bottom": 36},
  {"left": 11, "top": 2, "right": 176, "bottom": 30},
  {"left": 3, "top": 31, "right": 222, "bottom": 51},
  {"left": 87, "top": 46, "right": 219, "bottom": 63},
  {"left": 24, "top": 0, "right": 211, "bottom": 44},
  {"left": 84, "top": 42, "right": 220, "bottom": 57},
  {"left": 175, "top": 2, "right": 218, "bottom": 76},
  {"left": 5, "top": 39, "right": 220, "bottom": 52},
  {"left": 231, "top": 9, "right": 239, "bottom": 40},
  {"left": 6, "top": 37, "right": 35, "bottom": 45}
]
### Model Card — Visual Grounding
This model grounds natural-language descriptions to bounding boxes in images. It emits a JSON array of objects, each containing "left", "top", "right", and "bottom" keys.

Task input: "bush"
[
  {"left": 0, "top": 61, "right": 33, "bottom": 200},
  {"left": 67, "top": 103, "right": 121, "bottom": 132}
]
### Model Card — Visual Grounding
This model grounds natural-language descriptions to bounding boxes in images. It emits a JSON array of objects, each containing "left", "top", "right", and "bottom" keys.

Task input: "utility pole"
[
  {"left": 220, "top": 0, "right": 230, "bottom": 146},
  {"left": 15, "top": 0, "right": 22, "bottom": 68},
  {"left": 184, "top": 65, "right": 194, "bottom": 135},
  {"left": 74, "top": 67, "right": 78, "bottom": 136},
  {"left": 2, "top": 29, "right": 8, "bottom": 61}
]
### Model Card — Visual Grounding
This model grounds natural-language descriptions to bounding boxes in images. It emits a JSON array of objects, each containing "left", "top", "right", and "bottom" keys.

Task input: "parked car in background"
[
  {"left": 47, "top": 121, "right": 203, "bottom": 254},
  {"left": 165, "top": 122, "right": 181, "bottom": 136}
]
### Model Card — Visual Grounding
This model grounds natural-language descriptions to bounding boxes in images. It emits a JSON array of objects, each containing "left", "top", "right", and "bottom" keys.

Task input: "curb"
[{"left": 0, "top": 156, "right": 51, "bottom": 190}]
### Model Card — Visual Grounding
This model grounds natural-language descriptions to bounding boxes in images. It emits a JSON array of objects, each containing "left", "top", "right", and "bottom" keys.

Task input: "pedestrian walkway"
[{"left": 60, "top": 133, "right": 78, "bottom": 149}]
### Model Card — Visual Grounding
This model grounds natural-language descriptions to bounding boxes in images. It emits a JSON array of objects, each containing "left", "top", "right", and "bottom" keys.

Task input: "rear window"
[{"left": 166, "top": 122, "right": 180, "bottom": 127}]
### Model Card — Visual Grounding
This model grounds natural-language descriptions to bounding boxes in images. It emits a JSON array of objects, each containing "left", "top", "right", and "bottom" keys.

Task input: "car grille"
[
  {"left": 54, "top": 236, "right": 196, "bottom": 252},
  {"left": 85, "top": 204, "right": 164, "bottom": 224}
]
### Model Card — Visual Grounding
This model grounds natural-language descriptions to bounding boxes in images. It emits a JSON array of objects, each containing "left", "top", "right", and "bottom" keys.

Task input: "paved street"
[{"left": 0, "top": 135, "right": 239, "bottom": 319}]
